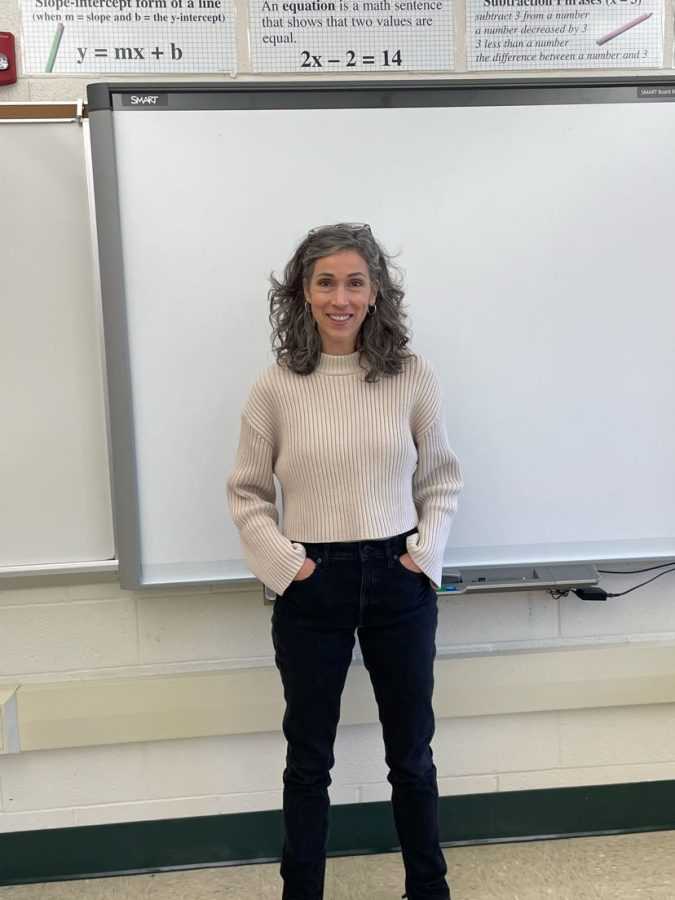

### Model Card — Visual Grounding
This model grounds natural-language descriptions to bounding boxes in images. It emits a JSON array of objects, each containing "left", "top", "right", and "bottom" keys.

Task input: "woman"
[{"left": 227, "top": 223, "right": 462, "bottom": 900}]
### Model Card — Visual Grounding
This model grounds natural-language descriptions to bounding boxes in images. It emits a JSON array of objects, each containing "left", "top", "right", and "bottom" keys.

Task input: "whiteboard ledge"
[
  {"left": 129, "top": 539, "right": 675, "bottom": 590},
  {"left": 0, "top": 560, "right": 118, "bottom": 578}
]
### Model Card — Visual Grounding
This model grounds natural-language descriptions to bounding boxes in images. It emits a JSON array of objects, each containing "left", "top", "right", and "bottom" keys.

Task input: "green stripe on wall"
[{"left": 2, "top": 781, "right": 675, "bottom": 886}]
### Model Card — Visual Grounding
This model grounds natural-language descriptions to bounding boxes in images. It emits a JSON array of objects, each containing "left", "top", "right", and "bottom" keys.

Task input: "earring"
[{"left": 367, "top": 304, "right": 377, "bottom": 316}]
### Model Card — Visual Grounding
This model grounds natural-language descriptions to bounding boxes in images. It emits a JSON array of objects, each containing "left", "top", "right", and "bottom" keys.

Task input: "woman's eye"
[
  {"left": 350, "top": 281, "right": 365, "bottom": 288},
  {"left": 317, "top": 279, "right": 332, "bottom": 287}
]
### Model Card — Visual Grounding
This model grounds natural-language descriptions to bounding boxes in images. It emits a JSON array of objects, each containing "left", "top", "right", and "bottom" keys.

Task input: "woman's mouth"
[{"left": 327, "top": 314, "right": 353, "bottom": 323}]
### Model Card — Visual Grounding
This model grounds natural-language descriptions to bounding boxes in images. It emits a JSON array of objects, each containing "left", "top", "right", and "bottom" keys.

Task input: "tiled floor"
[{"left": 1, "top": 831, "right": 675, "bottom": 899}]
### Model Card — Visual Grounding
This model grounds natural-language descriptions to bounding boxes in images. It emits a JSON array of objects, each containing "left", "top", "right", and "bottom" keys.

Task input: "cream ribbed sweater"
[{"left": 226, "top": 351, "right": 462, "bottom": 596}]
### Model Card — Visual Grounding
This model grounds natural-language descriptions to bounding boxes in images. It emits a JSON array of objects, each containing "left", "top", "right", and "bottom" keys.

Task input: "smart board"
[{"left": 87, "top": 80, "right": 675, "bottom": 588}]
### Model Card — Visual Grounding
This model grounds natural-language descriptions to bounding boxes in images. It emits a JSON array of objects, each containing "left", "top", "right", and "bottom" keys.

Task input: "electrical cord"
[
  {"left": 598, "top": 566, "right": 675, "bottom": 597},
  {"left": 597, "top": 561, "right": 675, "bottom": 575},
  {"left": 571, "top": 566, "right": 675, "bottom": 601},
  {"left": 548, "top": 562, "right": 675, "bottom": 601}
]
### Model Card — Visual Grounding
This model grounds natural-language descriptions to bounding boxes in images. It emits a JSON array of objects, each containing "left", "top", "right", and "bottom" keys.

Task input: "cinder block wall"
[
  {"left": 1, "top": 0, "right": 675, "bottom": 834},
  {"left": 2, "top": 571, "right": 675, "bottom": 832}
]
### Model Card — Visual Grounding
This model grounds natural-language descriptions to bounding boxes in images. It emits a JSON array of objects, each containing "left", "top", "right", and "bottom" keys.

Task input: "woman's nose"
[{"left": 333, "top": 284, "right": 349, "bottom": 305}]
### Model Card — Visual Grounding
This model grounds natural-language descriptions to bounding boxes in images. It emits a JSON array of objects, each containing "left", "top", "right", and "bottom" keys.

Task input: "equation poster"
[
  {"left": 467, "top": 0, "right": 663, "bottom": 70},
  {"left": 249, "top": 0, "right": 454, "bottom": 71},
  {"left": 21, "top": 0, "right": 236, "bottom": 73}
]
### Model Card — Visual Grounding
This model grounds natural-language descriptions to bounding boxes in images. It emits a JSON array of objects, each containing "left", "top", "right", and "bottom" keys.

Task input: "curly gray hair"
[{"left": 268, "top": 223, "right": 413, "bottom": 382}]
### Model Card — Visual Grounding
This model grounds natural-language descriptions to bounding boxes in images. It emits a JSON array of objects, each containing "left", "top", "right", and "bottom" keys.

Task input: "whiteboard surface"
[
  {"left": 106, "top": 97, "right": 675, "bottom": 584},
  {"left": 0, "top": 120, "right": 114, "bottom": 568}
]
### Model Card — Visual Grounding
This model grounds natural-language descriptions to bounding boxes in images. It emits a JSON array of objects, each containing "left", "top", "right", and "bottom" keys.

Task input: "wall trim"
[
  {"left": 14, "top": 640, "right": 675, "bottom": 752},
  {"left": 1, "top": 780, "right": 675, "bottom": 885},
  {"left": 0, "top": 103, "right": 82, "bottom": 121}
]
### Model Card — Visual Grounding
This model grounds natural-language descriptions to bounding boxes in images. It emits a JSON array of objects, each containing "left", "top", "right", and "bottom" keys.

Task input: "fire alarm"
[{"left": 0, "top": 32, "right": 17, "bottom": 85}]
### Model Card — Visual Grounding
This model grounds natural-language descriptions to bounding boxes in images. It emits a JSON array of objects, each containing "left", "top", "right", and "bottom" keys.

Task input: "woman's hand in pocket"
[
  {"left": 293, "top": 558, "right": 317, "bottom": 581},
  {"left": 398, "top": 553, "right": 423, "bottom": 573}
]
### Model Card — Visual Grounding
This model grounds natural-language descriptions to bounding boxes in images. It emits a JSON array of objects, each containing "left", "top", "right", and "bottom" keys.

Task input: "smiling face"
[{"left": 304, "top": 249, "right": 377, "bottom": 355}]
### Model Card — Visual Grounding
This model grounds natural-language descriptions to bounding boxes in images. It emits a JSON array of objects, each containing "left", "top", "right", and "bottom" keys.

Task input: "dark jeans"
[{"left": 271, "top": 528, "right": 450, "bottom": 900}]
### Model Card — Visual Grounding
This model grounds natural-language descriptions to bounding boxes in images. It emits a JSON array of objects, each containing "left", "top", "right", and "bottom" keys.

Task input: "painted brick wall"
[
  {"left": 1, "top": 0, "right": 675, "bottom": 831},
  {"left": 1, "top": 574, "right": 675, "bottom": 832}
]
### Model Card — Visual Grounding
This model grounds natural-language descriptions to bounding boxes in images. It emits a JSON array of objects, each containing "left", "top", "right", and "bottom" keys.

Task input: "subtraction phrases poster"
[{"left": 467, "top": 0, "right": 663, "bottom": 70}]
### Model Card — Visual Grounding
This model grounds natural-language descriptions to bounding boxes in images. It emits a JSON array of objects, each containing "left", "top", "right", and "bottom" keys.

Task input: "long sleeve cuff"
[
  {"left": 247, "top": 536, "right": 306, "bottom": 597},
  {"left": 406, "top": 417, "right": 463, "bottom": 589},
  {"left": 227, "top": 417, "right": 307, "bottom": 595}
]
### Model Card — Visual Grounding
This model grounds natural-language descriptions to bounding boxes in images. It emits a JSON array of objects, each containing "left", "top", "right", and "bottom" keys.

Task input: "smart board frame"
[{"left": 87, "top": 77, "right": 675, "bottom": 590}]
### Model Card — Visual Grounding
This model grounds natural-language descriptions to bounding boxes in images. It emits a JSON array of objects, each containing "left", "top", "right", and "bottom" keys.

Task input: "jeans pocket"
[
  {"left": 394, "top": 555, "right": 426, "bottom": 578},
  {"left": 282, "top": 553, "right": 321, "bottom": 603},
  {"left": 289, "top": 554, "right": 322, "bottom": 585},
  {"left": 381, "top": 556, "right": 430, "bottom": 613}
]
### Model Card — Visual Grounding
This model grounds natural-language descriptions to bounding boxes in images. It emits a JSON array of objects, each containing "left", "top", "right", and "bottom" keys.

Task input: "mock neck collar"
[{"left": 316, "top": 351, "right": 364, "bottom": 376}]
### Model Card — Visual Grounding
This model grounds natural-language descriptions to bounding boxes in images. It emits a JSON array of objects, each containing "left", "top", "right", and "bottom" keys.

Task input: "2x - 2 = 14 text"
[{"left": 299, "top": 48, "right": 402, "bottom": 65}]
